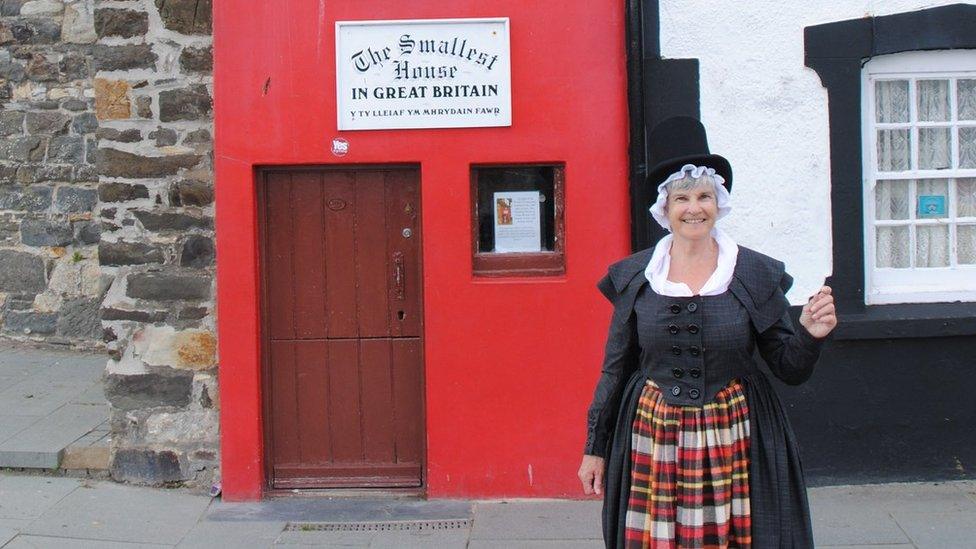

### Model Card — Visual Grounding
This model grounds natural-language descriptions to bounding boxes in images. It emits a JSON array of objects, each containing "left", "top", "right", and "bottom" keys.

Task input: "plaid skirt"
[{"left": 624, "top": 379, "right": 751, "bottom": 548}]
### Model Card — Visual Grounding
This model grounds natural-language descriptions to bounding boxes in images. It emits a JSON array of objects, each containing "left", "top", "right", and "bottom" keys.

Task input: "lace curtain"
[{"left": 873, "top": 79, "right": 974, "bottom": 269}]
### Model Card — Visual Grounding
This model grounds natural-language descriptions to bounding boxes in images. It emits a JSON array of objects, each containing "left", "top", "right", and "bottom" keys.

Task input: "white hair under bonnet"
[{"left": 649, "top": 164, "right": 732, "bottom": 231}]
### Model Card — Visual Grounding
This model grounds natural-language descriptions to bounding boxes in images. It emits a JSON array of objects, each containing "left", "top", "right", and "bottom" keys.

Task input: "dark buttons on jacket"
[
  {"left": 672, "top": 368, "right": 684, "bottom": 378},
  {"left": 687, "top": 324, "right": 700, "bottom": 334},
  {"left": 687, "top": 302, "right": 698, "bottom": 313},
  {"left": 668, "top": 324, "right": 679, "bottom": 335},
  {"left": 671, "top": 346, "right": 682, "bottom": 356},
  {"left": 690, "top": 368, "right": 701, "bottom": 378},
  {"left": 689, "top": 345, "right": 701, "bottom": 357},
  {"left": 671, "top": 386, "right": 681, "bottom": 397},
  {"left": 669, "top": 304, "right": 681, "bottom": 314},
  {"left": 689, "top": 389, "right": 701, "bottom": 399}
]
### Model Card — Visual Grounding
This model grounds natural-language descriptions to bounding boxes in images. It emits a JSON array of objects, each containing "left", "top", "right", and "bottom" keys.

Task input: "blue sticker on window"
[{"left": 918, "top": 195, "right": 946, "bottom": 218}]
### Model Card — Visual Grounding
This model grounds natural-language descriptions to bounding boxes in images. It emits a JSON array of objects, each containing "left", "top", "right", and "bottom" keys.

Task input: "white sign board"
[
  {"left": 336, "top": 18, "right": 511, "bottom": 130},
  {"left": 493, "top": 191, "right": 541, "bottom": 252}
]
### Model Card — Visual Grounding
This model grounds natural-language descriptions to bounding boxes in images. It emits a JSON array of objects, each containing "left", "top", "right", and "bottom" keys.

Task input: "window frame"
[
  {"left": 861, "top": 50, "right": 976, "bottom": 304},
  {"left": 470, "top": 163, "right": 566, "bottom": 277}
]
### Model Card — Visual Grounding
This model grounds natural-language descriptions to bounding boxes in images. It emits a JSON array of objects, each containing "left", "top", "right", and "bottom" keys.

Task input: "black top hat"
[{"left": 645, "top": 116, "right": 732, "bottom": 192}]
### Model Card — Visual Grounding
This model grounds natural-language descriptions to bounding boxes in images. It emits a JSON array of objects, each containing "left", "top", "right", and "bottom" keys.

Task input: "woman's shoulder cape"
[{"left": 596, "top": 245, "right": 794, "bottom": 334}]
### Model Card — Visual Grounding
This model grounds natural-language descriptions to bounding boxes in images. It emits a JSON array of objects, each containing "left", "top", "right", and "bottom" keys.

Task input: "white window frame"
[{"left": 862, "top": 49, "right": 976, "bottom": 305}]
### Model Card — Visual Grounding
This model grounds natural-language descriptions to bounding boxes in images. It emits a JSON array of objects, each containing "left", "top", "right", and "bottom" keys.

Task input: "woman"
[{"left": 578, "top": 116, "right": 836, "bottom": 548}]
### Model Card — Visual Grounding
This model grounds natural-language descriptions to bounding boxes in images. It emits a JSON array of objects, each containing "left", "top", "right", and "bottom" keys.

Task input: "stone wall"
[
  {"left": 1, "top": 0, "right": 217, "bottom": 489},
  {"left": 0, "top": 0, "right": 104, "bottom": 345},
  {"left": 92, "top": 0, "right": 216, "bottom": 487}
]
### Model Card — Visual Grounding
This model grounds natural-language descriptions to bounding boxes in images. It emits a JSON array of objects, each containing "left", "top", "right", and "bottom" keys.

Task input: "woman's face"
[{"left": 666, "top": 183, "right": 718, "bottom": 240}]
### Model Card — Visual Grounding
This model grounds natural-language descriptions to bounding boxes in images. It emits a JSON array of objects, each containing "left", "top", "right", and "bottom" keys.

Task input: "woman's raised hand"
[
  {"left": 578, "top": 454, "right": 606, "bottom": 495},
  {"left": 799, "top": 285, "right": 837, "bottom": 339}
]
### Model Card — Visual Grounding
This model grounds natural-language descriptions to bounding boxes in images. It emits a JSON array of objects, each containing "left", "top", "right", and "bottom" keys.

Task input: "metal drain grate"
[{"left": 286, "top": 518, "right": 472, "bottom": 532}]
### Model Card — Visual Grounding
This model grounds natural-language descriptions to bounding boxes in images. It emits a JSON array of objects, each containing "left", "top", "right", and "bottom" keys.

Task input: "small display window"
[{"left": 471, "top": 164, "right": 565, "bottom": 277}]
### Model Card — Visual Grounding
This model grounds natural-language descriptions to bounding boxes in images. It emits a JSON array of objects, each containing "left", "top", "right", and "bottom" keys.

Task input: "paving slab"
[
  {"left": 273, "top": 529, "right": 372, "bottom": 547},
  {"left": 0, "top": 476, "right": 81, "bottom": 520},
  {"left": 890, "top": 510, "right": 976, "bottom": 549},
  {"left": 176, "top": 519, "right": 287, "bottom": 548},
  {"left": 0, "top": 415, "right": 42, "bottom": 445},
  {"left": 23, "top": 482, "right": 212, "bottom": 545},
  {"left": 68, "top": 382, "right": 107, "bottom": 405},
  {"left": 43, "top": 356, "right": 106, "bottom": 382},
  {"left": 468, "top": 541, "right": 604, "bottom": 549},
  {"left": 808, "top": 485, "right": 915, "bottom": 546},
  {"left": 469, "top": 500, "right": 603, "bottom": 541},
  {"left": 0, "top": 403, "right": 109, "bottom": 468},
  {"left": 0, "top": 377, "right": 92, "bottom": 418},
  {"left": 367, "top": 529, "right": 469, "bottom": 548},
  {"left": 0, "top": 526, "right": 16, "bottom": 547},
  {"left": 207, "top": 497, "right": 472, "bottom": 523},
  {"left": 3, "top": 535, "right": 171, "bottom": 548}
]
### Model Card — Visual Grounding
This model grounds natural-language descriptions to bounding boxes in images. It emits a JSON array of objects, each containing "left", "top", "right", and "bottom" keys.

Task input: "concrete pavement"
[{"left": 0, "top": 472, "right": 971, "bottom": 547}]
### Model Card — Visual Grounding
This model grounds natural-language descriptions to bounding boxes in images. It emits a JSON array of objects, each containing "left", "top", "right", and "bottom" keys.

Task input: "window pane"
[
  {"left": 958, "top": 225, "right": 976, "bottom": 264},
  {"left": 877, "top": 129, "right": 911, "bottom": 171},
  {"left": 915, "top": 225, "right": 949, "bottom": 267},
  {"left": 916, "top": 80, "right": 950, "bottom": 121},
  {"left": 876, "top": 225, "right": 910, "bottom": 268},
  {"left": 958, "top": 178, "right": 976, "bottom": 217},
  {"left": 876, "top": 80, "right": 909, "bottom": 123},
  {"left": 875, "top": 180, "right": 910, "bottom": 220},
  {"left": 918, "top": 128, "right": 951, "bottom": 169},
  {"left": 916, "top": 179, "right": 949, "bottom": 219},
  {"left": 958, "top": 79, "right": 976, "bottom": 121},
  {"left": 475, "top": 166, "right": 555, "bottom": 253},
  {"left": 960, "top": 127, "right": 976, "bottom": 169}
]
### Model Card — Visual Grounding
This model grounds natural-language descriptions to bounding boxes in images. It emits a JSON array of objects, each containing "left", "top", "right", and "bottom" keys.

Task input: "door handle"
[{"left": 393, "top": 251, "right": 405, "bottom": 300}]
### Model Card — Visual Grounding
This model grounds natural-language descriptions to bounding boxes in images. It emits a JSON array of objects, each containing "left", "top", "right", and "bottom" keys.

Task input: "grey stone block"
[
  {"left": 20, "top": 217, "right": 72, "bottom": 246},
  {"left": 179, "top": 46, "right": 212, "bottom": 73},
  {"left": 111, "top": 448, "right": 186, "bottom": 484},
  {"left": 97, "top": 147, "right": 200, "bottom": 178},
  {"left": 23, "top": 481, "right": 210, "bottom": 545},
  {"left": 0, "top": 136, "right": 44, "bottom": 162},
  {"left": 3, "top": 311, "right": 57, "bottom": 336},
  {"left": 58, "top": 51, "right": 90, "bottom": 81},
  {"left": 181, "top": 235, "right": 214, "bottom": 268},
  {"left": 33, "top": 165, "right": 72, "bottom": 182},
  {"left": 96, "top": 128, "right": 141, "bottom": 143},
  {"left": 54, "top": 186, "right": 97, "bottom": 213},
  {"left": 0, "top": 250, "right": 45, "bottom": 292},
  {"left": 0, "top": 186, "right": 51, "bottom": 211},
  {"left": 24, "top": 111, "right": 68, "bottom": 135},
  {"left": 70, "top": 112, "right": 98, "bottom": 134},
  {"left": 99, "top": 240, "right": 165, "bottom": 266},
  {"left": 94, "top": 8, "right": 149, "bottom": 39},
  {"left": 170, "top": 179, "right": 213, "bottom": 206},
  {"left": 126, "top": 272, "right": 211, "bottom": 301},
  {"left": 56, "top": 297, "right": 101, "bottom": 339},
  {"left": 46, "top": 135, "right": 84, "bottom": 163},
  {"left": 61, "top": 98, "right": 89, "bottom": 112},
  {"left": 148, "top": 126, "right": 177, "bottom": 146},
  {"left": 155, "top": 0, "right": 212, "bottom": 35},
  {"left": 133, "top": 210, "right": 212, "bottom": 231},
  {"left": 183, "top": 128, "right": 211, "bottom": 144},
  {"left": 159, "top": 84, "right": 212, "bottom": 122},
  {"left": 92, "top": 44, "right": 157, "bottom": 71},
  {"left": 0, "top": 111, "right": 24, "bottom": 136},
  {"left": 73, "top": 219, "right": 100, "bottom": 245},
  {"left": 104, "top": 368, "right": 194, "bottom": 410},
  {"left": 98, "top": 182, "right": 149, "bottom": 202}
]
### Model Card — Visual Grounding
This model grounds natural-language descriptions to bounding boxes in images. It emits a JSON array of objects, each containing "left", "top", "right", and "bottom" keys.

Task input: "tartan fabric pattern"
[{"left": 625, "top": 379, "right": 752, "bottom": 548}]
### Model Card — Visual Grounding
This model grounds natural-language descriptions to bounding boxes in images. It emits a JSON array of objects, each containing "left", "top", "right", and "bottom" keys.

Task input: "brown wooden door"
[{"left": 259, "top": 167, "right": 424, "bottom": 489}]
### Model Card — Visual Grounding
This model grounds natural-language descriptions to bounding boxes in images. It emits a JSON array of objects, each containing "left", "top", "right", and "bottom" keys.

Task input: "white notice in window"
[{"left": 493, "top": 191, "right": 541, "bottom": 252}]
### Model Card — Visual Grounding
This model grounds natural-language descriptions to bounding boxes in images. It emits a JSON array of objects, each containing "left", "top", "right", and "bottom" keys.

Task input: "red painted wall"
[{"left": 214, "top": 1, "right": 631, "bottom": 500}]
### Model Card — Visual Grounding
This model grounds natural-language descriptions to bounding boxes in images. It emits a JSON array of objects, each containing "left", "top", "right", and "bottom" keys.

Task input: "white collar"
[{"left": 644, "top": 227, "right": 739, "bottom": 297}]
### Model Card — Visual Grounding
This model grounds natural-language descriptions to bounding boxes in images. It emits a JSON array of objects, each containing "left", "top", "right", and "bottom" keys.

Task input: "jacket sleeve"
[
  {"left": 583, "top": 274, "right": 640, "bottom": 457},
  {"left": 754, "top": 280, "right": 827, "bottom": 385}
]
